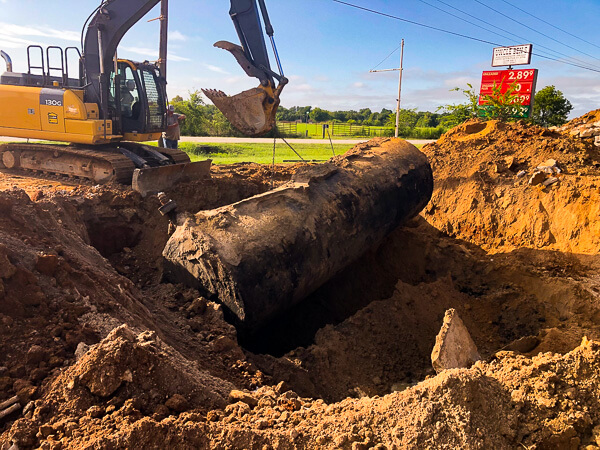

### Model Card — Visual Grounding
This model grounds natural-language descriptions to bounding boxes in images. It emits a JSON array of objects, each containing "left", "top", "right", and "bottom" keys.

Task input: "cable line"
[
  {"left": 471, "top": 0, "right": 600, "bottom": 67},
  {"left": 371, "top": 43, "right": 403, "bottom": 71},
  {"left": 419, "top": 0, "right": 519, "bottom": 44},
  {"left": 332, "top": 0, "right": 600, "bottom": 74},
  {"left": 426, "top": 0, "right": 600, "bottom": 70},
  {"left": 422, "top": 0, "right": 563, "bottom": 64},
  {"left": 498, "top": 0, "right": 600, "bottom": 52}
]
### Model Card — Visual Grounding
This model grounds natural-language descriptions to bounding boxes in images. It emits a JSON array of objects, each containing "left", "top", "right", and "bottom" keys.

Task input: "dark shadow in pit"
[
  {"left": 238, "top": 217, "right": 553, "bottom": 357},
  {"left": 87, "top": 220, "right": 141, "bottom": 257}
]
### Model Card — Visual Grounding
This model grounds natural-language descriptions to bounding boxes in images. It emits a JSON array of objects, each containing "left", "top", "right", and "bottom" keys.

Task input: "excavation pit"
[{"left": 1, "top": 120, "right": 600, "bottom": 447}]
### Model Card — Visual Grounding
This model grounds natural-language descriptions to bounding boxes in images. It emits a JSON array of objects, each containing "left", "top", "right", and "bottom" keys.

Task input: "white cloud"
[
  {"left": 223, "top": 75, "right": 247, "bottom": 84},
  {"left": 0, "top": 34, "right": 37, "bottom": 49},
  {"left": 168, "top": 31, "right": 187, "bottom": 42},
  {"left": 353, "top": 82, "right": 365, "bottom": 88},
  {"left": 119, "top": 46, "right": 190, "bottom": 62},
  {"left": 169, "top": 54, "right": 191, "bottom": 62},
  {"left": 0, "top": 22, "right": 79, "bottom": 42},
  {"left": 288, "top": 83, "right": 314, "bottom": 93},
  {"left": 204, "top": 64, "right": 229, "bottom": 74}
]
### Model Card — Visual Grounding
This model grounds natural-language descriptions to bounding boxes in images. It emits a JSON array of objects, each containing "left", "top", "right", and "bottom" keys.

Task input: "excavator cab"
[{"left": 108, "top": 60, "right": 166, "bottom": 141}]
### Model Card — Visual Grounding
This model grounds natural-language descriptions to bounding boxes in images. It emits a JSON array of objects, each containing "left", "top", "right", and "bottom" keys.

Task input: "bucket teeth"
[{"left": 201, "top": 89, "right": 227, "bottom": 99}]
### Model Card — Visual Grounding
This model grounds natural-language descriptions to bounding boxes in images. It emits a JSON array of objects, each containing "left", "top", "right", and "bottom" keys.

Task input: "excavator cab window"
[
  {"left": 108, "top": 61, "right": 165, "bottom": 135},
  {"left": 138, "top": 65, "right": 165, "bottom": 131},
  {"left": 119, "top": 66, "right": 141, "bottom": 119}
]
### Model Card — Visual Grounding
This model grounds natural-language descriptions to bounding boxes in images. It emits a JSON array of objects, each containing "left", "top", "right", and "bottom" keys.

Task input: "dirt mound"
[
  {"left": 556, "top": 108, "right": 600, "bottom": 133},
  {"left": 3, "top": 325, "right": 235, "bottom": 448},
  {"left": 6, "top": 338, "right": 600, "bottom": 449},
  {"left": 422, "top": 119, "right": 600, "bottom": 254}
]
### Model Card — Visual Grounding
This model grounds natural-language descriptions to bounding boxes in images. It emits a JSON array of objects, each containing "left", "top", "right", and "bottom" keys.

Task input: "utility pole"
[
  {"left": 148, "top": 1, "right": 168, "bottom": 146},
  {"left": 370, "top": 39, "right": 404, "bottom": 138},
  {"left": 158, "top": 0, "right": 168, "bottom": 80}
]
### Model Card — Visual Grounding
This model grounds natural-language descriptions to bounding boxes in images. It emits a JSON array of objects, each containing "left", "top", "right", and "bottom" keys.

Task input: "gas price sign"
[{"left": 478, "top": 68, "right": 538, "bottom": 118}]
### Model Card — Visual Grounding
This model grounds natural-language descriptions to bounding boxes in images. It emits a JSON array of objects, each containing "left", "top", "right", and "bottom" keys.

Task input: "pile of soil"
[
  {"left": 1, "top": 118, "right": 599, "bottom": 448},
  {"left": 421, "top": 119, "right": 600, "bottom": 253},
  {"left": 555, "top": 109, "right": 600, "bottom": 134}
]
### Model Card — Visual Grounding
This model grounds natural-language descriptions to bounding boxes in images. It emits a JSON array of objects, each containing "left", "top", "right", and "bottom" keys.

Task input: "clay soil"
[{"left": 1, "top": 116, "right": 600, "bottom": 449}]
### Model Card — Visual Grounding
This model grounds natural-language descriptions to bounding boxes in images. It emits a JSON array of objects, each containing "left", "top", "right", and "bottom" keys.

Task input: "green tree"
[
  {"left": 415, "top": 111, "right": 439, "bottom": 127},
  {"left": 171, "top": 90, "right": 239, "bottom": 137},
  {"left": 531, "top": 85, "right": 573, "bottom": 127},
  {"left": 478, "top": 81, "right": 525, "bottom": 121},
  {"left": 385, "top": 108, "right": 418, "bottom": 128},
  {"left": 436, "top": 83, "right": 480, "bottom": 127},
  {"left": 309, "top": 107, "right": 332, "bottom": 122}
]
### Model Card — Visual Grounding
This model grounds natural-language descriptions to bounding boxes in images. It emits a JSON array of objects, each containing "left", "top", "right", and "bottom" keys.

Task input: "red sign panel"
[{"left": 478, "top": 69, "right": 538, "bottom": 106}]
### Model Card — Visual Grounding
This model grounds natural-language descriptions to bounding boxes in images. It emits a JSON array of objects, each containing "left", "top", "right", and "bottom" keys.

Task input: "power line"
[
  {"left": 498, "top": 0, "right": 600, "bottom": 52},
  {"left": 426, "top": 0, "right": 600, "bottom": 71},
  {"left": 419, "top": 0, "right": 519, "bottom": 44},
  {"left": 331, "top": 0, "right": 600, "bottom": 74},
  {"left": 422, "top": 0, "right": 565, "bottom": 64},
  {"left": 371, "top": 43, "right": 403, "bottom": 71},
  {"left": 471, "top": 0, "right": 600, "bottom": 67}
]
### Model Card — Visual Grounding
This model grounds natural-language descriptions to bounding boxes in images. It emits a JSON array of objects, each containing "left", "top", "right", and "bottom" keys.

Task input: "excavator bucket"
[
  {"left": 132, "top": 159, "right": 212, "bottom": 197},
  {"left": 202, "top": 84, "right": 280, "bottom": 137}
]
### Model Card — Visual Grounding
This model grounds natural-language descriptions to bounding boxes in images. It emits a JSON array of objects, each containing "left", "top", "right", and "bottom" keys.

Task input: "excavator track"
[
  {"left": 0, "top": 142, "right": 207, "bottom": 194},
  {"left": 0, "top": 143, "right": 136, "bottom": 184}
]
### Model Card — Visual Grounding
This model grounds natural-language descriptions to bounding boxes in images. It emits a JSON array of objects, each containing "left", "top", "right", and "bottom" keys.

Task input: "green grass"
[
  {"left": 178, "top": 142, "right": 353, "bottom": 164},
  {"left": 1, "top": 140, "right": 423, "bottom": 165}
]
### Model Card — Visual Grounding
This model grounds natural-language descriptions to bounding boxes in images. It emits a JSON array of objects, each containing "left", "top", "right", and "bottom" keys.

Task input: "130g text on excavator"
[{"left": 0, "top": 0, "right": 287, "bottom": 194}]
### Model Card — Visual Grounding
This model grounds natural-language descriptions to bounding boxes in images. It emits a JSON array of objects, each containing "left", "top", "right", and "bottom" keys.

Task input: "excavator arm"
[
  {"left": 82, "top": 0, "right": 286, "bottom": 137},
  {"left": 82, "top": 0, "right": 162, "bottom": 123},
  {"left": 202, "top": 0, "right": 287, "bottom": 136}
]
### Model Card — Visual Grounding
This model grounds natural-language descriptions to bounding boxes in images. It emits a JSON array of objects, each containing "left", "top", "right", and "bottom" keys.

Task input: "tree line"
[{"left": 170, "top": 85, "right": 573, "bottom": 137}]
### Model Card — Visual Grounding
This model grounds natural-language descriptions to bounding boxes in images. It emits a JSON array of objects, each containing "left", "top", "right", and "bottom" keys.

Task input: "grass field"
[
  {"left": 0, "top": 140, "right": 422, "bottom": 165},
  {"left": 178, "top": 142, "right": 354, "bottom": 164}
]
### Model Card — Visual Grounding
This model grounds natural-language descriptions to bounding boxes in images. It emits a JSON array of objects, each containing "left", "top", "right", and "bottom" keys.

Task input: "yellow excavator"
[{"left": 0, "top": 0, "right": 287, "bottom": 194}]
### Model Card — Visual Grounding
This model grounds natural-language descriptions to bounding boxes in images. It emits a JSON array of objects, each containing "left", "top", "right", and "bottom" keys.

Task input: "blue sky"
[{"left": 1, "top": 0, "right": 599, "bottom": 118}]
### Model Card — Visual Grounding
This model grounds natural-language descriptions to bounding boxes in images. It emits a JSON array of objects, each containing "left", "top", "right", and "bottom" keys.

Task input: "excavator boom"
[{"left": 202, "top": 0, "right": 287, "bottom": 136}]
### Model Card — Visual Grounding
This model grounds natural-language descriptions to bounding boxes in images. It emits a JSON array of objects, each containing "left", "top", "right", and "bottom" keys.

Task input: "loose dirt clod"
[{"left": 1, "top": 118, "right": 599, "bottom": 448}]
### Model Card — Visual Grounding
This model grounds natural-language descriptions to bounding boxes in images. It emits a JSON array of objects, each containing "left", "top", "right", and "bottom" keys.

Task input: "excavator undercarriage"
[{"left": 0, "top": 142, "right": 211, "bottom": 195}]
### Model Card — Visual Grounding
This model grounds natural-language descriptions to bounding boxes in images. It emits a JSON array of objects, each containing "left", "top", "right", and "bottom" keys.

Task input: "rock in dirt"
[
  {"left": 528, "top": 171, "right": 547, "bottom": 186},
  {"left": 74, "top": 342, "right": 91, "bottom": 362},
  {"left": 25, "top": 345, "right": 46, "bottom": 365},
  {"left": 163, "top": 138, "right": 433, "bottom": 329},
  {"left": 504, "top": 335, "right": 540, "bottom": 354},
  {"left": 229, "top": 390, "right": 258, "bottom": 408},
  {"left": 165, "top": 394, "right": 189, "bottom": 412},
  {"left": 542, "top": 176, "right": 559, "bottom": 187},
  {"left": 431, "top": 309, "right": 480, "bottom": 373},
  {"left": 34, "top": 253, "right": 59, "bottom": 277}
]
